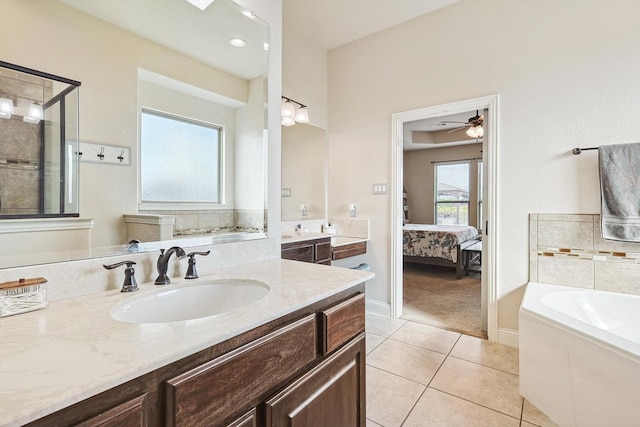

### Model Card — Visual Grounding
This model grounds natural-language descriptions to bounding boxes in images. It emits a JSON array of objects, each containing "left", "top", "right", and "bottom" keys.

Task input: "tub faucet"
[{"left": 154, "top": 246, "right": 186, "bottom": 285}]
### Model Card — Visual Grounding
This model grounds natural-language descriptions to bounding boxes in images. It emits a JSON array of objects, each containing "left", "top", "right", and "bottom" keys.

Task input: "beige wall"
[
  {"left": 283, "top": 24, "right": 328, "bottom": 130},
  {"left": 327, "top": 0, "right": 640, "bottom": 334},
  {"left": 404, "top": 144, "right": 483, "bottom": 226}
]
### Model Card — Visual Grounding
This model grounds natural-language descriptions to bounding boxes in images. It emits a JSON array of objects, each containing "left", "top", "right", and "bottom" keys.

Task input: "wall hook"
[
  {"left": 97, "top": 147, "right": 105, "bottom": 160},
  {"left": 117, "top": 149, "right": 125, "bottom": 163}
]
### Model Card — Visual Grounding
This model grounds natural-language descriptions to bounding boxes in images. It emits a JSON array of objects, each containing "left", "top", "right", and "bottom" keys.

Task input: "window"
[
  {"left": 141, "top": 109, "right": 221, "bottom": 204},
  {"left": 435, "top": 162, "right": 470, "bottom": 225}
]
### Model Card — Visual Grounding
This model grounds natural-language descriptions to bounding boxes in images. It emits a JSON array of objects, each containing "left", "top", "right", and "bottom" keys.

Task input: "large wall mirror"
[
  {"left": 281, "top": 124, "right": 327, "bottom": 221},
  {"left": 0, "top": 0, "right": 269, "bottom": 268}
]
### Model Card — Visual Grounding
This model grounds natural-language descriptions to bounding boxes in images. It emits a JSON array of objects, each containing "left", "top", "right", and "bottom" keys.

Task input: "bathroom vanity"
[
  {"left": 281, "top": 233, "right": 368, "bottom": 266},
  {"left": 281, "top": 234, "right": 332, "bottom": 265},
  {"left": 0, "top": 259, "right": 373, "bottom": 427}
]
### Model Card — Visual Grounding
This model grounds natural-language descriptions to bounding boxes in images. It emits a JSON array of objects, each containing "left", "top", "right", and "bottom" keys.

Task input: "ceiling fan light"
[
  {"left": 476, "top": 125, "right": 484, "bottom": 138},
  {"left": 466, "top": 126, "right": 477, "bottom": 138}
]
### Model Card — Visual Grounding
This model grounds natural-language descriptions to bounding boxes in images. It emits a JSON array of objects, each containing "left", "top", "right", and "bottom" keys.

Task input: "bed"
[{"left": 403, "top": 224, "right": 480, "bottom": 279}]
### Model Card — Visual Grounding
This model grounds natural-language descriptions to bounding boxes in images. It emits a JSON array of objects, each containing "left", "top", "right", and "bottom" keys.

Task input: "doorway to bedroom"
[
  {"left": 402, "top": 146, "right": 484, "bottom": 337},
  {"left": 391, "top": 95, "right": 498, "bottom": 340}
]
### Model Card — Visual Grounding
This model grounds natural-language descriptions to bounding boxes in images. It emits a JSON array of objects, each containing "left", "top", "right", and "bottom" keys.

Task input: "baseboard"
[
  {"left": 498, "top": 327, "right": 519, "bottom": 348},
  {"left": 365, "top": 299, "right": 391, "bottom": 317}
]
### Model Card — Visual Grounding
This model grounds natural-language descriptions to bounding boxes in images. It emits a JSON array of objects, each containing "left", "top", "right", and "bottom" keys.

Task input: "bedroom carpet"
[{"left": 401, "top": 262, "right": 486, "bottom": 338}]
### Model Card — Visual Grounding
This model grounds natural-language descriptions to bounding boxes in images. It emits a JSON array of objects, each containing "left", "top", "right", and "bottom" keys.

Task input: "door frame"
[{"left": 390, "top": 94, "right": 499, "bottom": 341}]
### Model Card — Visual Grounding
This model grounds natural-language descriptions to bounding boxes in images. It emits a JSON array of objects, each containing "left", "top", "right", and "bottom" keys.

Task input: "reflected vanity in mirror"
[
  {"left": 281, "top": 124, "right": 327, "bottom": 221},
  {"left": 0, "top": 0, "right": 269, "bottom": 269}
]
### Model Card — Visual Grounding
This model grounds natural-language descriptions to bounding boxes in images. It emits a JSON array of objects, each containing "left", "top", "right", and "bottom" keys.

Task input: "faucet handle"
[
  {"left": 103, "top": 261, "right": 139, "bottom": 292},
  {"left": 185, "top": 251, "right": 211, "bottom": 280}
]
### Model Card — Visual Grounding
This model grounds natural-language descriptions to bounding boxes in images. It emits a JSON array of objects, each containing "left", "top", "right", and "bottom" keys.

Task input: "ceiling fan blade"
[
  {"left": 440, "top": 120, "right": 467, "bottom": 124},
  {"left": 446, "top": 126, "right": 467, "bottom": 133}
]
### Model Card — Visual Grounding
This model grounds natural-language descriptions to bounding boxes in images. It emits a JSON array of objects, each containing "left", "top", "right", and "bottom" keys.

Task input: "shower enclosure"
[{"left": 0, "top": 61, "right": 80, "bottom": 218}]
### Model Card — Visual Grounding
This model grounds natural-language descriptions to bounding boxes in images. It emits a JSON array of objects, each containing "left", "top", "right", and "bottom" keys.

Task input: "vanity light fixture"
[
  {"left": 281, "top": 96, "right": 310, "bottom": 127},
  {"left": 0, "top": 98, "right": 14, "bottom": 119},
  {"left": 281, "top": 116, "right": 295, "bottom": 127},
  {"left": 23, "top": 103, "right": 43, "bottom": 124},
  {"left": 184, "top": 0, "right": 215, "bottom": 11},
  {"left": 295, "top": 106, "right": 309, "bottom": 123},
  {"left": 228, "top": 37, "right": 247, "bottom": 48}
]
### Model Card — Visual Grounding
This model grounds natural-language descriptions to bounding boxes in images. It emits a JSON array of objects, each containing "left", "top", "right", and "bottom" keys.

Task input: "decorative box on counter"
[{"left": 0, "top": 277, "right": 48, "bottom": 317}]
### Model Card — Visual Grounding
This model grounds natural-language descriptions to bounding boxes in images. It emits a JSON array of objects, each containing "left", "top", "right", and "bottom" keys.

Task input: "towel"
[{"left": 599, "top": 142, "right": 640, "bottom": 242}]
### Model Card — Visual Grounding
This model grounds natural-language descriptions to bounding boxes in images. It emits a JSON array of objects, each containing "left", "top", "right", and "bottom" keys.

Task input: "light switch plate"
[{"left": 372, "top": 183, "right": 387, "bottom": 195}]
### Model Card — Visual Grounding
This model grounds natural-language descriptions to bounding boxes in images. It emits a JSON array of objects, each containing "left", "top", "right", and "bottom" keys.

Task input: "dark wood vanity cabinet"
[
  {"left": 332, "top": 241, "right": 366, "bottom": 261},
  {"left": 281, "top": 237, "right": 332, "bottom": 265},
  {"left": 26, "top": 286, "right": 365, "bottom": 427}
]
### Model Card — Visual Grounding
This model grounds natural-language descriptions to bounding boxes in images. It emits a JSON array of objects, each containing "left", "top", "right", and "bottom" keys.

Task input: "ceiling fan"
[{"left": 439, "top": 110, "right": 484, "bottom": 137}]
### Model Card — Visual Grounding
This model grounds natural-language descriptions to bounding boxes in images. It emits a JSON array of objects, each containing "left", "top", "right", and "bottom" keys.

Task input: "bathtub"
[{"left": 519, "top": 282, "right": 640, "bottom": 427}]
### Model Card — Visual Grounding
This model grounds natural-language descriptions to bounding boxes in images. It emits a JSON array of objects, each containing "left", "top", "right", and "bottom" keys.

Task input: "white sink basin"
[{"left": 111, "top": 279, "right": 270, "bottom": 323}]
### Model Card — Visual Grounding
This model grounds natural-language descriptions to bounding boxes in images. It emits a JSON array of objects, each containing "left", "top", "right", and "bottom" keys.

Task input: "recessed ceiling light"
[
  {"left": 228, "top": 38, "right": 247, "bottom": 48},
  {"left": 185, "top": 0, "right": 215, "bottom": 11}
]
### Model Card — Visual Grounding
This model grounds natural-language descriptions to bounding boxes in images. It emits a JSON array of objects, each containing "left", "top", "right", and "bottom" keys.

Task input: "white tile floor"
[{"left": 365, "top": 314, "right": 560, "bottom": 427}]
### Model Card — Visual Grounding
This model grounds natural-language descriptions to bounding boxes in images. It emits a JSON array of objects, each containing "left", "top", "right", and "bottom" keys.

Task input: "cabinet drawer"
[
  {"left": 166, "top": 315, "right": 318, "bottom": 427},
  {"left": 75, "top": 394, "right": 147, "bottom": 427},
  {"left": 227, "top": 408, "right": 257, "bottom": 427},
  {"left": 321, "top": 293, "right": 365, "bottom": 354},
  {"left": 332, "top": 241, "right": 366, "bottom": 260}
]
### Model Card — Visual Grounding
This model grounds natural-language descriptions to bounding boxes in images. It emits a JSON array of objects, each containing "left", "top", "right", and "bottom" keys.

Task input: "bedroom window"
[{"left": 435, "top": 161, "right": 469, "bottom": 225}]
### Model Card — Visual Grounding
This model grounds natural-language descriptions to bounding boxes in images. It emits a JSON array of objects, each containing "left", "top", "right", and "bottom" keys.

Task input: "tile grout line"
[
  {"left": 397, "top": 334, "right": 463, "bottom": 426},
  {"left": 446, "top": 353, "right": 520, "bottom": 377},
  {"left": 427, "top": 387, "right": 522, "bottom": 424}
]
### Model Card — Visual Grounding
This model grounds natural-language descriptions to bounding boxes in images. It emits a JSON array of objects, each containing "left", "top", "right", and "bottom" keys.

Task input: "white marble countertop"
[
  {"left": 281, "top": 231, "right": 329, "bottom": 244},
  {"left": 281, "top": 232, "right": 369, "bottom": 247},
  {"left": 331, "top": 236, "right": 369, "bottom": 247},
  {"left": 0, "top": 259, "right": 373, "bottom": 427}
]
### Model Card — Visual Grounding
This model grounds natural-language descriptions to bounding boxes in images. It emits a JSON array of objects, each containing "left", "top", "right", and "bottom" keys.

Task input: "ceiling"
[
  {"left": 60, "top": 0, "right": 268, "bottom": 80},
  {"left": 283, "top": 0, "right": 460, "bottom": 50},
  {"left": 403, "top": 111, "right": 483, "bottom": 151}
]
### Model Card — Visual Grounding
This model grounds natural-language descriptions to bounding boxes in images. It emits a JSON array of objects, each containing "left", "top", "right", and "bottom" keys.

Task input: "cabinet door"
[
  {"left": 281, "top": 242, "right": 314, "bottom": 262},
  {"left": 265, "top": 335, "right": 366, "bottom": 427},
  {"left": 315, "top": 240, "right": 331, "bottom": 264}
]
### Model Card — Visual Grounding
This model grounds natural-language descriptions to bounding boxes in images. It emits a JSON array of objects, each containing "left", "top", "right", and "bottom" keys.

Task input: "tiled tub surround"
[
  {"left": 0, "top": 259, "right": 373, "bottom": 426},
  {"left": 530, "top": 214, "right": 640, "bottom": 295},
  {"left": 133, "top": 208, "right": 267, "bottom": 238}
]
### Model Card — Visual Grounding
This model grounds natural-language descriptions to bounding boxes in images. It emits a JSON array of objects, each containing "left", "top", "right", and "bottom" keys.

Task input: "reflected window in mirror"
[{"left": 141, "top": 109, "right": 222, "bottom": 204}]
